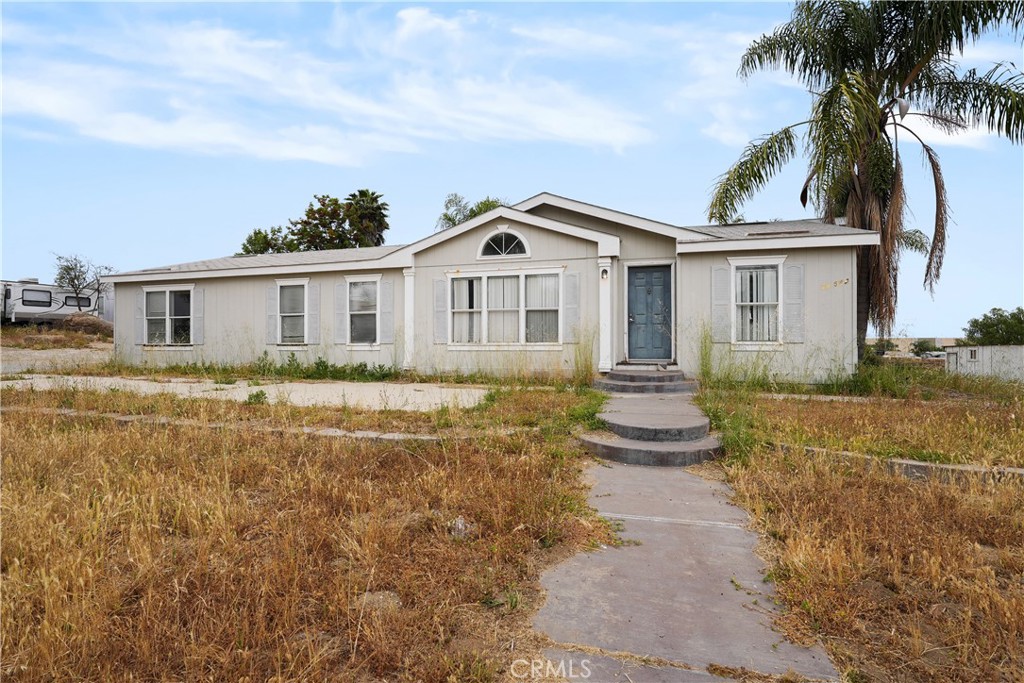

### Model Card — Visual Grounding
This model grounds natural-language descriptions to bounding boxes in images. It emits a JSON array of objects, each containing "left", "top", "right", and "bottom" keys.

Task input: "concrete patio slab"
[
  {"left": 0, "top": 374, "right": 488, "bottom": 411},
  {"left": 533, "top": 462, "right": 837, "bottom": 681}
]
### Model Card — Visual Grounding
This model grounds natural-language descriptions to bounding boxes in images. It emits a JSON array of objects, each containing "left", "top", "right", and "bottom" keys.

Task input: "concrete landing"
[
  {"left": 598, "top": 394, "right": 710, "bottom": 442},
  {"left": 533, "top": 463, "right": 838, "bottom": 681}
]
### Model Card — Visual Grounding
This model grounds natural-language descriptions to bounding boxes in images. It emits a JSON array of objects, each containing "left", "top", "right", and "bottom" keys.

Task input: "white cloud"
[{"left": 2, "top": 10, "right": 653, "bottom": 166}]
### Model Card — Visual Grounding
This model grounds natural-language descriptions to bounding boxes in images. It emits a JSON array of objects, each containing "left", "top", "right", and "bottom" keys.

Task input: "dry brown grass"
[
  {"left": 730, "top": 394, "right": 1024, "bottom": 468},
  {"left": 727, "top": 447, "right": 1024, "bottom": 682},
  {"left": 0, "top": 385, "right": 601, "bottom": 437},
  {"left": 1, "top": 388, "right": 608, "bottom": 681},
  {"left": 0, "top": 327, "right": 102, "bottom": 350}
]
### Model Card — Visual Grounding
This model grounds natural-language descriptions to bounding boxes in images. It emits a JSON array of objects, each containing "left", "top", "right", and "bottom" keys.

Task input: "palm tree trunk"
[{"left": 856, "top": 246, "right": 871, "bottom": 360}]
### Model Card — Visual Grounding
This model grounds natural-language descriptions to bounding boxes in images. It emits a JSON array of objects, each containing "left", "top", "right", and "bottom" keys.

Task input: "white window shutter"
[
  {"left": 307, "top": 284, "right": 321, "bottom": 344},
  {"left": 433, "top": 279, "right": 447, "bottom": 344},
  {"left": 783, "top": 264, "right": 805, "bottom": 343},
  {"left": 134, "top": 288, "right": 145, "bottom": 345},
  {"left": 334, "top": 283, "right": 348, "bottom": 344},
  {"left": 563, "top": 272, "right": 580, "bottom": 343},
  {"left": 266, "top": 285, "right": 278, "bottom": 344},
  {"left": 192, "top": 288, "right": 204, "bottom": 345},
  {"left": 711, "top": 265, "right": 731, "bottom": 343},
  {"left": 379, "top": 279, "right": 395, "bottom": 344}
]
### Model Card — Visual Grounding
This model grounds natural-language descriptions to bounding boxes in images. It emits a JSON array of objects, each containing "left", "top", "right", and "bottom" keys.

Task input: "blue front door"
[{"left": 628, "top": 266, "right": 672, "bottom": 360}]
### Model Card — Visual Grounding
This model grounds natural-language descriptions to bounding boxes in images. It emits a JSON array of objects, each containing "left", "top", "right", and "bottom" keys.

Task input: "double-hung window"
[
  {"left": 486, "top": 276, "right": 519, "bottom": 342},
  {"left": 525, "top": 274, "right": 559, "bottom": 343},
  {"left": 348, "top": 280, "right": 378, "bottom": 344},
  {"left": 145, "top": 288, "right": 192, "bottom": 344},
  {"left": 735, "top": 265, "right": 779, "bottom": 342},
  {"left": 451, "top": 272, "right": 560, "bottom": 345},
  {"left": 452, "top": 277, "right": 482, "bottom": 343},
  {"left": 279, "top": 283, "right": 306, "bottom": 344}
]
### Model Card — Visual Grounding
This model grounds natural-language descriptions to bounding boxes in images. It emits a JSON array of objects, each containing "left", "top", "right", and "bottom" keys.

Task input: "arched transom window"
[{"left": 480, "top": 230, "right": 528, "bottom": 258}]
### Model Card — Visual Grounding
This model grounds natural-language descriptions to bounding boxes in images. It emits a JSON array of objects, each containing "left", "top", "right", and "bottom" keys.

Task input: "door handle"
[{"left": 628, "top": 315, "right": 634, "bottom": 323}]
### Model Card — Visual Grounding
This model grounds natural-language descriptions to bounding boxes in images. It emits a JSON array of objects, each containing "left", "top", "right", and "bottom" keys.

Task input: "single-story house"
[
  {"left": 944, "top": 345, "right": 1024, "bottom": 382},
  {"left": 103, "top": 193, "right": 880, "bottom": 381}
]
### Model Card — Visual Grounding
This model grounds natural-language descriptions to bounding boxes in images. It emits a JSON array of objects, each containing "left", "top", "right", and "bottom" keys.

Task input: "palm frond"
[
  {"left": 806, "top": 71, "right": 882, "bottom": 212},
  {"left": 919, "top": 63, "right": 1024, "bottom": 143},
  {"left": 898, "top": 229, "right": 931, "bottom": 255},
  {"left": 918, "top": 142, "right": 948, "bottom": 293},
  {"left": 740, "top": 1, "right": 877, "bottom": 88},
  {"left": 706, "top": 126, "right": 800, "bottom": 224}
]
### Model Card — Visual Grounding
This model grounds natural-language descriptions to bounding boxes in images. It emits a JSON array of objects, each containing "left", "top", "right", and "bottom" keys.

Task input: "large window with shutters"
[
  {"left": 144, "top": 287, "right": 192, "bottom": 345},
  {"left": 713, "top": 256, "right": 802, "bottom": 347},
  {"left": 449, "top": 271, "right": 561, "bottom": 346}
]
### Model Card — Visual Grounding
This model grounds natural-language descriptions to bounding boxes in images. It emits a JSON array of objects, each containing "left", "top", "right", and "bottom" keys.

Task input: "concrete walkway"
[
  {"left": 0, "top": 374, "right": 488, "bottom": 411},
  {"left": 534, "top": 463, "right": 837, "bottom": 681}
]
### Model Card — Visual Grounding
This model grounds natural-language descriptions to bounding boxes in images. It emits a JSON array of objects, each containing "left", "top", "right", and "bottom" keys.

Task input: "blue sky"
[{"left": 2, "top": 2, "right": 1021, "bottom": 337}]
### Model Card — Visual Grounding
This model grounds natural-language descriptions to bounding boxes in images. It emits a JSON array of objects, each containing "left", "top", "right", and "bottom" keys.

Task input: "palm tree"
[
  {"left": 708, "top": 1, "right": 1024, "bottom": 356},
  {"left": 344, "top": 189, "right": 390, "bottom": 247}
]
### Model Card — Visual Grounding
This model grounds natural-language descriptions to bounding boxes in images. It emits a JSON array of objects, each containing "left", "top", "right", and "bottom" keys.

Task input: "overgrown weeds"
[
  {"left": 728, "top": 447, "right": 1024, "bottom": 681},
  {"left": 0, "top": 387, "right": 609, "bottom": 681},
  {"left": 0, "top": 326, "right": 104, "bottom": 349},
  {"left": 819, "top": 359, "right": 1022, "bottom": 401}
]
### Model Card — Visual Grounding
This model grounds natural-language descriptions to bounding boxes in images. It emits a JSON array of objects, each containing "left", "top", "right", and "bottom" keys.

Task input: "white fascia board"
[
  {"left": 401, "top": 206, "right": 620, "bottom": 258},
  {"left": 102, "top": 252, "right": 412, "bottom": 285},
  {"left": 513, "top": 192, "right": 715, "bottom": 241},
  {"left": 676, "top": 232, "right": 880, "bottom": 254}
]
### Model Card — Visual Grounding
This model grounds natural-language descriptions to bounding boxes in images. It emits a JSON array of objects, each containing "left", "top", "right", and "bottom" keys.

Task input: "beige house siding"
[
  {"left": 409, "top": 217, "right": 601, "bottom": 375},
  {"left": 676, "top": 246, "right": 857, "bottom": 382},
  {"left": 114, "top": 269, "right": 406, "bottom": 367}
]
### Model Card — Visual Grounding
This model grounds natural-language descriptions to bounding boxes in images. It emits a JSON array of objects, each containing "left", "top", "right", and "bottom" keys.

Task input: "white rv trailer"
[{"left": 1, "top": 278, "right": 113, "bottom": 325}]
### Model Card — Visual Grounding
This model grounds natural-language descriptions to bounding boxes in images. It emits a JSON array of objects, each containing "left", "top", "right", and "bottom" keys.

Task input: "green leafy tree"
[
  {"left": 54, "top": 254, "right": 112, "bottom": 310},
  {"left": 872, "top": 337, "right": 897, "bottom": 355},
  {"left": 707, "top": 1, "right": 1024, "bottom": 358},
  {"left": 239, "top": 226, "right": 295, "bottom": 255},
  {"left": 435, "top": 193, "right": 505, "bottom": 231},
  {"left": 343, "top": 189, "right": 390, "bottom": 247},
  {"left": 238, "top": 191, "right": 390, "bottom": 254},
  {"left": 911, "top": 338, "right": 941, "bottom": 356},
  {"left": 288, "top": 194, "right": 353, "bottom": 251},
  {"left": 961, "top": 307, "right": 1024, "bottom": 345}
]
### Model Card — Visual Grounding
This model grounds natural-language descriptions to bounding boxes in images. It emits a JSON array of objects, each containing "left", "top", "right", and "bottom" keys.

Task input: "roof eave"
[
  {"left": 676, "top": 233, "right": 880, "bottom": 254},
  {"left": 102, "top": 251, "right": 414, "bottom": 284}
]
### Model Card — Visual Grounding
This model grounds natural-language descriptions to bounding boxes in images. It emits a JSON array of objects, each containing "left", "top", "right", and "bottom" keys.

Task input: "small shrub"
[{"left": 244, "top": 390, "right": 268, "bottom": 405}]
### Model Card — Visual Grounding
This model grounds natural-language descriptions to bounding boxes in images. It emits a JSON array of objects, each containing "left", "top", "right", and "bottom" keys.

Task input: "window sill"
[
  {"left": 142, "top": 344, "right": 194, "bottom": 351},
  {"left": 731, "top": 342, "right": 784, "bottom": 352},
  {"left": 275, "top": 344, "right": 309, "bottom": 350},
  {"left": 446, "top": 343, "right": 563, "bottom": 352},
  {"left": 344, "top": 343, "right": 382, "bottom": 350}
]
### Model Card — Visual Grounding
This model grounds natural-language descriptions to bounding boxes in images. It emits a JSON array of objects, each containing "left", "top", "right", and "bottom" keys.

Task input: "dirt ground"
[{"left": 0, "top": 342, "right": 113, "bottom": 374}]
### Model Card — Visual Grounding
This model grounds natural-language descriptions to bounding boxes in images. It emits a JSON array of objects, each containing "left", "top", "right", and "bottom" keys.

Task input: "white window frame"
[
  {"left": 446, "top": 267, "right": 563, "bottom": 350},
  {"left": 728, "top": 255, "right": 786, "bottom": 349},
  {"left": 344, "top": 274, "right": 381, "bottom": 348},
  {"left": 968, "top": 348, "right": 979, "bottom": 361},
  {"left": 142, "top": 284, "right": 195, "bottom": 347},
  {"left": 276, "top": 277, "right": 309, "bottom": 346},
  {"left": 477, "top": 226, "right": 531, "bottom": 260}
]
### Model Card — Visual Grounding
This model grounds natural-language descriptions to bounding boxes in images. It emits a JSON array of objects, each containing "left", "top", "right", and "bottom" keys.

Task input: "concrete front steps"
[
  {"left": 593, "top": 367, "right": 698, "bottom": 394},
  {"left": 582, "top": 371, "right": 721, "bottom": 467}
]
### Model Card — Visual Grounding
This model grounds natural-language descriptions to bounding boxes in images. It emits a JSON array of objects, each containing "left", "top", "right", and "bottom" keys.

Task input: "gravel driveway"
[{"left": 1, "top": 343, "right": 113, "bottom": 374}]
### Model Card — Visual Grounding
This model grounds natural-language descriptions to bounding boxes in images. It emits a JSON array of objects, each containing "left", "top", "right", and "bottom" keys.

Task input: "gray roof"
[
  {"left": 116, "top": 245, "right": 406, "bottom": 276},
  {"left": 678, "top": 219, "right": 867, "bottom": 242}
]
